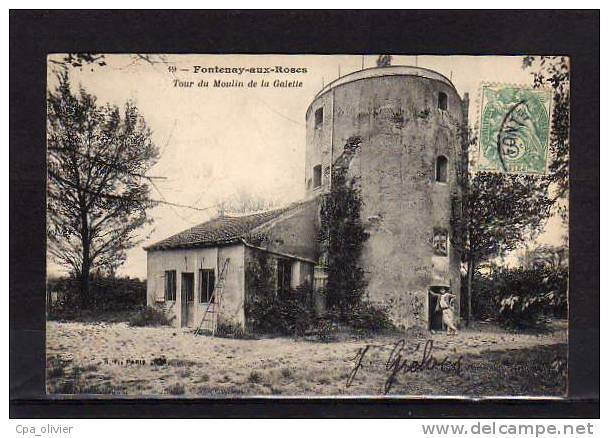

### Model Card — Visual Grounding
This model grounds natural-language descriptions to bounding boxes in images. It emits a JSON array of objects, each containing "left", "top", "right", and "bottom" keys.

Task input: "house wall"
[
  {"left": 146, "top": 244, "right": 245, "bottom": 328},
  {"left": 247, "top": 199, "right": 320, "bottom": 262},
  {"left": 217, "top": 244, "right": 246, "bottom": 327},
  {"left": 305, "top": 72, "right": 464, "bottom": 330}
]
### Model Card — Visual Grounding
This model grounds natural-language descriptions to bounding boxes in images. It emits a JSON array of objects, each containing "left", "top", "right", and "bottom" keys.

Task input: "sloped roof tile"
[{"left": 144, "top": 200, "right": 314, "bottom": 251}]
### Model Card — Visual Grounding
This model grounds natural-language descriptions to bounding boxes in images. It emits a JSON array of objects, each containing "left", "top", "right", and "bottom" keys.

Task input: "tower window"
[
  {"left": 438, "top": 92, "right": 448, "bottom": 111},
  {"left": 436, "top": 155, "right": 448, "bottom": 183},
  {"left": 432, "top": 228, "right": 448, "bottom": 256},
  {"left": 313, "top": 164, "right": 322, "bottom": 188},
  {"left": 314, "top": 107, "right": 323, "bottom": 129}
]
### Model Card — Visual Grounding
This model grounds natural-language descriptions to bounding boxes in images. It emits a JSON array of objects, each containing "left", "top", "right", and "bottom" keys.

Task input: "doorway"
[
  {"left": 428, "top": 286, "right": 446, "bottom": 331},
  {"left": 181, "top": 272, "right": 195, "bottom": 327}
]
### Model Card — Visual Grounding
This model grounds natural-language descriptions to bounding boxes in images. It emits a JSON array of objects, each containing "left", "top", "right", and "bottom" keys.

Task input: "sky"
[{"left": 47, "top": 54, "right": 567, "bottom": 279}]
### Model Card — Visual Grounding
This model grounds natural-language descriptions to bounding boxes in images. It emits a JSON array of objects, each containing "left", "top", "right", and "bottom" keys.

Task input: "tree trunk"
[
  {"left": 80, "top": 207, "right": 92, "bottom": 309},
  {"left": 80, "top": 258, "right": 91, "bottom": 309},
  {"left": 466, "top": 257, "right": 474, "bottom": 326}
]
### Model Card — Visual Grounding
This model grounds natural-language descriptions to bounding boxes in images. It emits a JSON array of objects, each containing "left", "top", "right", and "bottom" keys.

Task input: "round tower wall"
[{"left": 306, "top": 71, "right": 464, "bottom": 329}]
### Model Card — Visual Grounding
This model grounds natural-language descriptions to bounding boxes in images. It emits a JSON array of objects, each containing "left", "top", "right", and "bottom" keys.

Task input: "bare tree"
[
  {"left": 47, "top": 72, "right": 159, "bottom": 305},
  {"left": 216, "top": 188, "right": 279, "bottom": 216}
]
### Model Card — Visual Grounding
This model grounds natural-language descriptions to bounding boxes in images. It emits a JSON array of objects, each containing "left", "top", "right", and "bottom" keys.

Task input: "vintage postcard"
[{"left": 45, "top": 54, "right": 569, "bottom": 398}]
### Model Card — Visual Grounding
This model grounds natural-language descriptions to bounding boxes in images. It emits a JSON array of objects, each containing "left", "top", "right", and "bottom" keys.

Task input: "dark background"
[{"left": 9, "top": 10, "right": 599, "bottom": 418}]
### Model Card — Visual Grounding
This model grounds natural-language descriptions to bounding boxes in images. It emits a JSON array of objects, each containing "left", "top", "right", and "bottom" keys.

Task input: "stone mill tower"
[{"left": 305, "top": 65, "right": 468, "bottom": 330}]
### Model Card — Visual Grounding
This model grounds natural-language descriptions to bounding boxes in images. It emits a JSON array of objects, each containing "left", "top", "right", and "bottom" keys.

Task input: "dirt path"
[{"left": 46, "top": 320, "right": 567, "bottom": 397}]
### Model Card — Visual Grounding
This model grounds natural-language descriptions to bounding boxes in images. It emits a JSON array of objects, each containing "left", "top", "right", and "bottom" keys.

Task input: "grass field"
[{"left": 46, "top": 319, "right": 567, "bottom": 397}]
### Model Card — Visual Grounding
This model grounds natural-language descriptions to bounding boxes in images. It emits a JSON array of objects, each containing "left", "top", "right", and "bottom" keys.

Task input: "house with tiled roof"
[{"left": 144, "top": 198, "right": 320, "bottom": 330}]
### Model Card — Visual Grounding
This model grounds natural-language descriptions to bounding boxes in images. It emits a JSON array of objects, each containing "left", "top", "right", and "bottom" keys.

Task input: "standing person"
[{"left": 439, "top": 287, "right": 458, "bottom": 335}]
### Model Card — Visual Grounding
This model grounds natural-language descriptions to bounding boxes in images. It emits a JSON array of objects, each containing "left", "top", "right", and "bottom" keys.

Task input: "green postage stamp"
[{"left": 477, "top": 83, "right": 553, "bottom": 174}]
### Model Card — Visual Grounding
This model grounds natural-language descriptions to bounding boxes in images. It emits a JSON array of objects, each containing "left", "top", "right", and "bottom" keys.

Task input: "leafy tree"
[
  {"left": 452, "top": 57, "right": 569, "bottom": 324},
  {"left": 522, "top": 56, "right": 570, "bottom": 205},
  {"left": 47, "top": 72, "right": 159, "bottom": 306},
  {"left": 467, "top": 172, "right": 553, "bottom": 261},
  {"left": 49, "top": 53, "right": 166, "bottom": 71},
  {"left": 452, "top": 136, "right": 553, "bottom": 324},
  {"left": 48, "top": 53, "right": 107, "bottom": 69},
  {"left": 519, "top": 243, "right": 569, "bottom": 270}
]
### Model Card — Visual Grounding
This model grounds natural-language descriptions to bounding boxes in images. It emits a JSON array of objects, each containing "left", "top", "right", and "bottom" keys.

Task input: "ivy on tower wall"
[{"left": 319, "top": 136, "right": 369, "bottom": 319}]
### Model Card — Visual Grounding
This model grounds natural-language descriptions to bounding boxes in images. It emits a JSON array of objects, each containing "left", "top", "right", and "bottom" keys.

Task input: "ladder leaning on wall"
[{"left": 194, "top": 258, "right": 230, "bottom": 337}]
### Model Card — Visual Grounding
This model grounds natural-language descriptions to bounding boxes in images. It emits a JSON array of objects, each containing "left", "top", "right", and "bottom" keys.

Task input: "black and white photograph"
[{"left": 44, "top": 53, "right": 570, "bottom": 398}]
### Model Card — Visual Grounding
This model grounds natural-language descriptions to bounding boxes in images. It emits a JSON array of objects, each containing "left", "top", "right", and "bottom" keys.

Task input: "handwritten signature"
[{"left": 346, "top": 339, "right": 462, "bottom": 394}]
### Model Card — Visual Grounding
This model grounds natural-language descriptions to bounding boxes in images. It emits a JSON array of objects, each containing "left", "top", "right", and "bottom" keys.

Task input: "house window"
[
  {"left": 432, "top": 228, "right": 448, "bottom": 257},
  {"left": 436, "top": 155, "right": 448, "bottom": 183},
  {"left": 277, "top": 259, "right": 292, "bottom": 295},
  {"left": 164, "top": 270, "right": 177, "bottom": 301},
  {"left": 199, "top": 269, "right": 215, "bottom": 303},
  {"left": 314, "top": 107, "right": 323, "bottom": 129},
  {"left": 438, "top": 92, "right": 448, "bottom": 111},
  {"left": 313, "top": 164, "right": 322, "bottom": 188}
]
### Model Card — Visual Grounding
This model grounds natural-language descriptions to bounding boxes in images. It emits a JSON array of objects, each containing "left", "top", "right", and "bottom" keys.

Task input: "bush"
[
  {"left": 472, "top": 273, "right": 499, "bottom": 321},
  {"left": 88, "top": 275, "right": 147, "bottom": 311},
  {"left": 245, "top": 286, "right": 279, "bottom": 334},
  {"left": 347, "top": 302, "right": 393, "bottom": 334},
  {"left": 128, "top": 306, "right": 172, "bottom": 327},
  {"left": 247, "top": 285, "right": 315, "bottom": 336},
  {"left": 46, "top": 277, "right": 81, "bottom": 320},
  {"left": 310, "top": 316, "right": 339, "bottom": 342},
  {"left": 248, "top": 284, "right": 393, "bottom": 337},
  {"left": 473, "top": 266, "right": 568, "bottom": 328},
  {"left": 276, "top": 287, "right": 315, "bottom": 336},
  {"left": 47, "top": 275, "right": 146, "bottom": 319}
]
